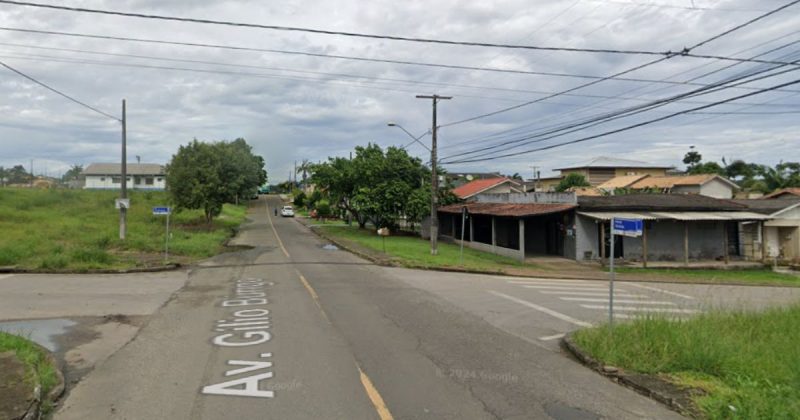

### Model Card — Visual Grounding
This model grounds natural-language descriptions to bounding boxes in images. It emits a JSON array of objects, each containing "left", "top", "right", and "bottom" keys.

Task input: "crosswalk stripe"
[
  {"left": 521, "top": 285, "right": 612, "bottom": 291},
  {"left": 627, "top": 283, "right": 695, "bottom": 300},
  {"left": 507, "top": 279, "right": 594, "bottom": 285},
  {"left": 539, "top": 291, "right": 645, "bottom": 297},
  {"left": 560, "top": 297, "right": 675, "bottom": 305},
  {"left": 580, "top": 305, "right": 701, "bottom": 314},
  {"left": 488, "top": 291, "right": 593, "bottom": 327},
  {"left": 509, "top": 281, "right": 595, "bottom": 287}
]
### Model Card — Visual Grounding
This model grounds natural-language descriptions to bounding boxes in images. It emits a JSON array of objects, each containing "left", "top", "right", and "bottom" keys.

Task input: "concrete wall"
[
  {"left": 474, "top": 192, "right": 576, "bottom": 204},
  {"left": 671, "top": 180, "right": 734, "bottom": 199},
  {"left": 84, "top": 175, "right": 165, "bottom": 190},
  {"left": 575, "top": 215, "right": 599, "bottom": 260}
]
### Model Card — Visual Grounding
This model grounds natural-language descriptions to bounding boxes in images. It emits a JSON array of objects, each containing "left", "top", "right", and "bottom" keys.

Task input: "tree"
[
  {"left": 687, "top": 161, "right": 724, "bottom": 175},
  {"left": 683, "top": 150, "right": 702, "bottom": 169},
  {"left": 6, "top": 165, "right": 29, "bottom": 184},
  {"left": 62, "top": 164, "right": 84, "bottom": 182},
  {"left": 555, "top": 173, "right": 590, "bottom": 192},
  {"left": 293, "top": 191, "right": 306, "bottom": 207},
  {"left": 167, "top": 138, "right": 266, "bottom": 223},
  {"left": 296, "top": 159, "right": 312, "bottom": 187},
  {"left": 315, "top": 199, "right": 331, "bottom": 220}
]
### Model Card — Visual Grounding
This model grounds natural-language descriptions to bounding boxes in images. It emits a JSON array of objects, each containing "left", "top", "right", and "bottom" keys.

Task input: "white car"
[{"left": 280, "top": 206, "right": 295, "bottom": 217}]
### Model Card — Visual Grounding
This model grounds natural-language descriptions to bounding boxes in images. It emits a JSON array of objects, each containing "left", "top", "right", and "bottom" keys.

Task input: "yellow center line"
[
  {"left": 266, "top": 198, "right": 291, "bottom": 258},
  {"left": 294, "top": 268, "right": 394, "bottom": 420}
]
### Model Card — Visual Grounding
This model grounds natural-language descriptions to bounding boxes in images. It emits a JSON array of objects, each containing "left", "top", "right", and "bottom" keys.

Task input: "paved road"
[{"left": 48, "top": 196, "right": 800, "bottom": 419}]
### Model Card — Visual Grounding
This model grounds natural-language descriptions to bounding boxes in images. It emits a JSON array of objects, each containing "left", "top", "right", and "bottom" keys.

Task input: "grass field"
[
  {"left": 318, "top": 225, "right": 525, "bottom": 272},
  {"left": 0, "top": 332, "right": 58, "bottom": 408},
  {"left": 616, "top": 267, "right": 800, "bottom": 286},
  {"left": 0, "top": 188, "right": 247, "bottom": 270},
  {"left": 574, "top": 305, "right": 800, "bottom": 419}
]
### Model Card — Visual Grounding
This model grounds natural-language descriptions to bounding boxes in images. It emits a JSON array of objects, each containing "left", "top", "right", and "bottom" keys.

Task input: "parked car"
[{"left": 280, "top": 206, "right": 295, "bottom": 217}]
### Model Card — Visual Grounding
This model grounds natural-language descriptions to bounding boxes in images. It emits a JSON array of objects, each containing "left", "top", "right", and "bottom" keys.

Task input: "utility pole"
[
  {"left": 416, "top": 94, "right": 452, "bottom": 255},
  {"left": 29, "top": 159, "right": 33, "bottom": 187},
  {"left": 120, "top": 99, "right": 127, "bottom": 240}
]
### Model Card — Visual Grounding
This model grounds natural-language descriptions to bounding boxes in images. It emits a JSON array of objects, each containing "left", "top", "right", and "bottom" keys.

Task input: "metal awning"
[{"left": 578, "top": 211, "right": 770, "bottom": 221}]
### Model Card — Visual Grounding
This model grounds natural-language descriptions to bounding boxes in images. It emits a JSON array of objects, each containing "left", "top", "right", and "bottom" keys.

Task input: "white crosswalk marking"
[
  {"left": 580, "top": 305, "right": 701, "bottom": 314},
  {"left": 627, "top": 283, "right": 695, "bottom": 300},
  {"left": 539, "top": 291, "right": 646, "bottom": 298},
  {"left": 560, "top": 297, "right": 676, "bottom": 305},
  {"left": 521, "top": 285, "right": 612, "bottom": 291},
  {"left": 507, "top": 280, "right": 594, "bottom": 285}
]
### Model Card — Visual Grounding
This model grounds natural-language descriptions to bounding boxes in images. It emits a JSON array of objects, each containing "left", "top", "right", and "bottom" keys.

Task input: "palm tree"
[{"left": 296, "top": 159, "right": 312, "bottom": 188}]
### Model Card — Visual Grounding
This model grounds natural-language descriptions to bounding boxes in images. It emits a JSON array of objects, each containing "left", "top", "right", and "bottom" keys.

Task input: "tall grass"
[
  {"left": 0, "top": 188, "right": 247, "bottom": 269},
  {"left": 574, "top": 305, "right": 800, "bottom": 419},
  {"left": 0, "top": 332, "right": 58, "bottom": 403}
]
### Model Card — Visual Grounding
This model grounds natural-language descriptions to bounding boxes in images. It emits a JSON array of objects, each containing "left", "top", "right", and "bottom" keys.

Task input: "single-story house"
[
  {"left": 763, "top": 188, "right": 800, "bottom": 200},
  {"left": 734, "top": 198, "right": 800, "bottom": 262},
  {"left": 83, "top": 163, "right": 166, "bottom": 190},
  {"left": 627, "top": 174, "right": 739, "bottom": 199},
  {"left": 452, "top": 177, "right": 523, "bottom": 201},
  {"left": 438, "top": 193, "right": 770, "bottom": 264}
]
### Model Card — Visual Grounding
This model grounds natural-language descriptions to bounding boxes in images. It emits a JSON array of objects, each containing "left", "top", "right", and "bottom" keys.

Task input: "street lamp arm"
[{"left": 388, "top": 123, "right": 432, "bottom": 151}]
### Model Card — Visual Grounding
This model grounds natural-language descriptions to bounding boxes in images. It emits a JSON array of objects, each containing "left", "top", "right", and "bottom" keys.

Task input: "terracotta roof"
[
  {"left": 578, "top": 194, "right": 745, "bottom": 211},
  {"left": 451, "top": 177, "right": 517, "bottom": 199},
  {"left": 439, "top": 202, "right": 576, "bottom": 217},
  {"left": 763, "top": 188, "right": 800, "bottom": 199},
  {"left": 630, "top": 174, "right": 738, "bottom": 189},
  {"left": 571, "top": 186, "right": 603, "bottom": 196},
  {"left": 731, "top": 199, "right": 800, "bottom": 214},
  {"left": 597, "top": 174, "right": 650, "bottom": 190}
]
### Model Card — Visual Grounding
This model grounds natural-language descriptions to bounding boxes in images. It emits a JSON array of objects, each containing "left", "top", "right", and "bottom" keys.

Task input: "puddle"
[
  {"left": 0, "top": 318, "right": 76, "bottom": 352},
  {"left": 322, "top": 244, "right": 339, "bottom": 251}
]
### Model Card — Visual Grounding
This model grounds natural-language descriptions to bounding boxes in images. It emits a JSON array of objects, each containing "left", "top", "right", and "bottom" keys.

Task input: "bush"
[
  {"left": 293, "top": 191, "right": 306, "bottom": 207},
  {"left": 316, "top": 199, "right": 332, "bottom": 219}
]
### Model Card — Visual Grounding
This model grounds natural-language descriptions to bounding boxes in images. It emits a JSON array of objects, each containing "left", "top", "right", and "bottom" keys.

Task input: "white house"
[{"left": 82, "top": 163, "right": 166, "bottom": 190}]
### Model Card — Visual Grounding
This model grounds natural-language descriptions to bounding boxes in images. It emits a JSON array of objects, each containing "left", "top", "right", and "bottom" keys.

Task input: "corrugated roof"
[
  {"left": 439, "top": 202, "right": 576, "bottom": 217},
  {"left": 731, "top": 199, "right": 800, "bottom": 214},
  {"left": 578, "top": 194, "right": 745, "bottom": 211},
  {"left": 578, "top": 211, "right": 769, "bottom": 221},
  {"left": 452, "top": 177, "right": 517, "bottom": 199},
  {"left": 763, "top": 188, "right": 800, "bottom": 199},
  {"left": 83, "top": 163, "right": 165, "bottom": 175},
  {"left": 556, "top": 156, "right": 672, "bottom": 170},
  {"left": 597, "top": 174, "right": 650, "bottom": 190},
  {"left": 630, "top": 174, "right": 738, "bottom": 189}
]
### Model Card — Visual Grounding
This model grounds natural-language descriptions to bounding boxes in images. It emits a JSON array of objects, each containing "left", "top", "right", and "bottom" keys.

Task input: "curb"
[
  {"left": 7, "top": 341, "right": 66, "bottom": 420},
  {"left": 0, "top": 263, "right": 182, "bottom": 275},
  {"left": 299, "top": 222, "right": 799, "bottom": 288},
  {"left": 561, "top": 333, "right": 702, "bottom": 418}
]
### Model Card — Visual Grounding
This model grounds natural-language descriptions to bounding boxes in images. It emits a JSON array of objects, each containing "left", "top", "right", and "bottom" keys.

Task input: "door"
[{"left": 599, "top": 223, "right": 623, "bottom": 259}]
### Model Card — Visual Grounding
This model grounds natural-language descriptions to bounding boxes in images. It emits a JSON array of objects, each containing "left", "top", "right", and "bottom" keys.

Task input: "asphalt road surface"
[{"left": 48, "top": 196, "right": 799, "bottom": 419}]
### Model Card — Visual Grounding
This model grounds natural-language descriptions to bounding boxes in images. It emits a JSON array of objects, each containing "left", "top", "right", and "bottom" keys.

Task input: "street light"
[{"left": 387, "top": 122, "right": 431, "bottom": 151}]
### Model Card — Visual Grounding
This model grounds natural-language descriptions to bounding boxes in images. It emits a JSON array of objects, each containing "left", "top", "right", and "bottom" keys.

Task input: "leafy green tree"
[
  {"left": 315, "top": 199, "right": 331, "bottom": 220},
  {"left": 167, "top": 138, "right": 266, "bottom": 223},
  {"left": 62, "top": 164, "right": 84, "bottom": 182},
  {"left": 683, "top": 150, "right": 702, "bottom": 169},
  {"left": 293, "top": 191, "right": 306, "bottom": 207},
  {"left": 687, "top": 161, "right": 725, "bottom": 175},
  {"left": 307, "top": 190, "right": 323, "bottom": 210},
  {"left": 555, "top": 173, "right": 590, "bottom": 192},
  {"left": 6, "top": 165, "right": 29, "bottom": 184}
]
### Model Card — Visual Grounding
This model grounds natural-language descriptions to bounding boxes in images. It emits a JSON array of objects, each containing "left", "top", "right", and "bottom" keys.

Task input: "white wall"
[{"left": 84, "top": 175, "right": 166, "bottom": 190}]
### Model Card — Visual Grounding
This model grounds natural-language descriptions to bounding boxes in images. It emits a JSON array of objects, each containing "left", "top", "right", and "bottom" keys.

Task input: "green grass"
[
  {"left": 616, "top": 267, "right": 800, "bottom": 286},
  {"left": 0, "top": 188, "right": 248, "bottom": 270},
  {"left": 319, "top": 225, "right": 525, "bottom": 271},
  {"left": 574, "top": 305, "right": 800, "bottom": 419},
  {"left": 0, "top": 331, "right": 58, "bottom": 404}
]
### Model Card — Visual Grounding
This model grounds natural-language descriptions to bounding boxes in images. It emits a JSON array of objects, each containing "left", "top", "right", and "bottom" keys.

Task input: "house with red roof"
[{"left": 451, "top": 177, "right": 523, "bottom": 200}]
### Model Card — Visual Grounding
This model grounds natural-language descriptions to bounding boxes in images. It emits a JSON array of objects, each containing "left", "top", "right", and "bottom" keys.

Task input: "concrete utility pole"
[
  {"left": 120, "top": 99, "right": 127, "bottom": 240},
  {"left": 416, "top": 94, "right": 451, "bottom": 255}
]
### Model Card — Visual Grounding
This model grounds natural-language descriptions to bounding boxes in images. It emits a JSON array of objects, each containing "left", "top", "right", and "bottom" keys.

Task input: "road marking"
[
  {"left": 560, "top": 297, "right": 676, "bottom": 305},
  {"left": 522, "top": 285, "right": 613, "bottom": 291},
  {"left": 488, "top": 290, "right": 592, "bottom": 327},
  {"left": 507, "top": 279, "right": 593, "bottom": 285},
  {"left": 295, "top": 270, "right": 394, "bottom": 420},
  {"left": 266, "top": 199, "right": 290, "bottom": 258},
  {"left": 538, "top": 333, "right": 566, "bottom": 341},
  {"left": 359, "top": 367, "right": 395, "bottom": 420},
  {"left": 0, "top": 274, "right": 13, "bottom": 280},
  {"left": 540, "top": 291, "right": 646, "bottom": 298},
  {"left": 580, "top": 305, "right": 701, "bottom": 314},
  {"left": 627, "top": 283, "right": 695, "bottom": 300},
  {"left": 510, "top": 281, "right": 595, "bottom": 287}
]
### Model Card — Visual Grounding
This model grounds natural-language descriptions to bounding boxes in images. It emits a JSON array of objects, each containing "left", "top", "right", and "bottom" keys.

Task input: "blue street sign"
[
  {"left": 612, "top": 218, "right": 643, "bottom": 237},
  {"left": 152, "top": 206, "right": 171, "bottom": 215}
]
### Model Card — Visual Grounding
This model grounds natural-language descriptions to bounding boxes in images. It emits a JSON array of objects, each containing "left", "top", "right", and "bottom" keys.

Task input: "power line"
[
  {"left": 439, "top": 0, "right": 800, "bottom": 128},
  {"left": 441, "top": 61, "right": 800, "bottom": 162},
  {"left": 444, "top": 76, "right": 800, "bottom": 164},
  {"left": 0, "top": 59, "right": 119, "bottom": 121},
  {"left": 1, "top": 0, "right": 798, "bottom": 68}
]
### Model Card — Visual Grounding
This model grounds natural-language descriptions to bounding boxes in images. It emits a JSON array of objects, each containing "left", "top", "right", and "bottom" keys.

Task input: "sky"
[{"left": 0, "top": 0, "right": 798, "bottom": 181}]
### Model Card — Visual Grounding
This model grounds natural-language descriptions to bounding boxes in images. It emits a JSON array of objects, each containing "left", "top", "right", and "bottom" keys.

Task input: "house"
[
  {"left": 763, "top": 188, "right": 800, "bottom": 200},
  {"left": 445, "top": 172, "right": 502, "bottom": 188},
  {"left": 438, "top": 193, "right": 769, "bottom": 264},
  {"left": 554, "top": 156, "right": 672, "bottom": 186},
  {"left": 83, "top": 163, "right": 166, "bottom": 190},
  {"left": 734, "top": 198, "right": 800, "bottom": 262},
  {"left": 452, "top": 177, "right": 523, "bottom": 201},
  {"left": 597, "top": 174, "right": 739, "bottom": 199}
]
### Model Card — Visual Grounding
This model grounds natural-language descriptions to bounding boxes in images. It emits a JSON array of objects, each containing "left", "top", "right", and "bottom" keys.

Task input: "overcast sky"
[{"left": 1, "top": 0, "right": 798, "bottom": 181}]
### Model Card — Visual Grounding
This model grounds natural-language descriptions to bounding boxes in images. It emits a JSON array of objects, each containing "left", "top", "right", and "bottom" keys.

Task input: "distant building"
[
  {"left": 763, "top": 188, "right": 800, "bottom": 200},
  {"left": 554, "top": 156, "right": 672, "bottom": 186},
  {"left": 598, "top": 174, "right": 739, "bottom": 199},
  {"left": 452, "top": 177, "right": 522, "bottom": 200},
  {"left": 445, "top": 172, "right": 503, "bottom": 188},
  {"left": 82, "top": 163, "right": 166, "bottom": 190}
]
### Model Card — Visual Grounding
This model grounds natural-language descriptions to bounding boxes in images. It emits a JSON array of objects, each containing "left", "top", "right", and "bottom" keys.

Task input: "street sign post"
[
  {"left": 153, "top": 207, "right": 171, "bottom": 263},
  {"left": 608, "top": 217, "right": 643, "bottom": 326}
]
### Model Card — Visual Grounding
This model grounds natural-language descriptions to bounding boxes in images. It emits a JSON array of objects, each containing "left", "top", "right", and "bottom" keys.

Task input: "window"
[
  {"left": 100, "top": 177, "right": 105, "bottom": 182},
  {"left": 145, "top": 177, "right": 154, "bottom": 185},
  {"left": 112, "top": 176, "right": 121, "bottom": 184},
  {"left": 157, "top": 177, "right": 163, "bottom": 182}
]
